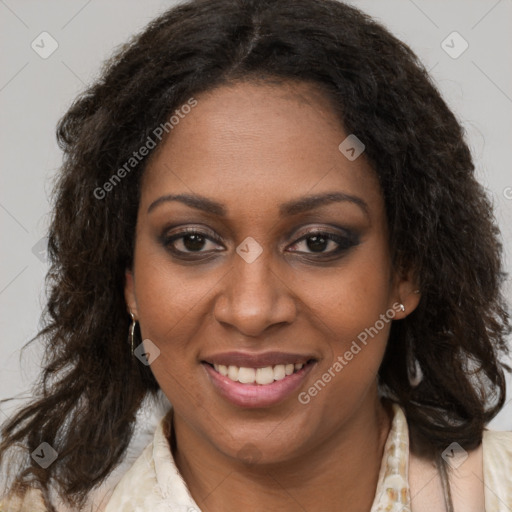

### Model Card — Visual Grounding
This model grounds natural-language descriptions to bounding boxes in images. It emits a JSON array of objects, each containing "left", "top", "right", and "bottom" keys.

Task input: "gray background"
[{"left": 1, "top": 0, "right": 511, "bottom": 429}]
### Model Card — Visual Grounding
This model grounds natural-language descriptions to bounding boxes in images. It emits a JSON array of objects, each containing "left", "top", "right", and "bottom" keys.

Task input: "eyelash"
[{"left": 161, "top": 227, "right": 359, "bottom": 260}]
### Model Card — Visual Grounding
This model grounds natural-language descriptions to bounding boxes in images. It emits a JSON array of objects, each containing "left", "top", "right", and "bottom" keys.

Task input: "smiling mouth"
[{"left": 203, "top": 359, "right": 316, "bottom": 386}]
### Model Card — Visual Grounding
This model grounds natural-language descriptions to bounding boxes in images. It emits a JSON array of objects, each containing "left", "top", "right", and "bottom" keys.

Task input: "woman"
[{"left": 0, "top": 0, "right": 510, "bottom": 510}]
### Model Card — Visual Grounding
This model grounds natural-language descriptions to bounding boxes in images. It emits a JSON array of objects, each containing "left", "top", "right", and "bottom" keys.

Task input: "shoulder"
[
  {"left": 0, "top": 489, "right": 47, "bottom": 512},
  {"left": 482, "top": 428, "right": 512, "bottom": 451},
  {"left": 482, "top": 429, "right": 512, "bottom": 509},
  {"left": 103, "top": 434, "right": 161, "bottom": 510},
  {"left": 482, "top": 428, "right": 512, "bottom": 469},
  {"left": 104, "top": 408, "right": 200, "bottom": 511}
]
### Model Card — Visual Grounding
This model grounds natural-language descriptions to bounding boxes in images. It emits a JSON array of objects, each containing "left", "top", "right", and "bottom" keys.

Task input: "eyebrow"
[{"left": 147, "top": 191, "right": 369, "bottom": 218}]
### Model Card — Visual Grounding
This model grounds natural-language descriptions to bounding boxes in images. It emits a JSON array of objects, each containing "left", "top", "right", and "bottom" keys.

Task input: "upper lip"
[{"left": 202, "top": 351, "right": 317, "bottom": 368}]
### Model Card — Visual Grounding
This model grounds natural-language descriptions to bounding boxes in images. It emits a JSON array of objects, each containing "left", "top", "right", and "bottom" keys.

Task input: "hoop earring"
[
  {"left": 407, "top": 358, "right": 423, "bottom": 387},
  {"left": 129, "top": 312, "right": 137, "bottom": 356},
  {"left": 406, "top": 337, "right": 423, "bottom": 387}
]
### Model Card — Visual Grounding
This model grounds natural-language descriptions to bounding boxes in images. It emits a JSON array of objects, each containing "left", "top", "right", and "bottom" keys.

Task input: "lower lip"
[{"left": 202, "top": 361, "right": 316, "bottom": 408}]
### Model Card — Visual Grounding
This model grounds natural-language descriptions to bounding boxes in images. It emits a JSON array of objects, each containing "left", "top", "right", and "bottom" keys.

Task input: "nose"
[{"left": 213, "top": 250, "right": 297, "bottom": 337}]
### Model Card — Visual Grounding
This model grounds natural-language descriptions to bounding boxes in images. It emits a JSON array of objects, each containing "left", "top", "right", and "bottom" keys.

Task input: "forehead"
[{"left": 140, "top": 80, "right": 383, "bottom": 217}]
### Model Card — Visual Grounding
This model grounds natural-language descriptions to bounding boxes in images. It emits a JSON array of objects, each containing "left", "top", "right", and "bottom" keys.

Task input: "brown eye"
[
  {"left": 160, "top": 227, "right": 225, "bottom": 258},
  {"left": 178, "top": 233, "right": 207, "bottom": 252},
  {"left": 288, "top": 230, "right": 359, "bottom": 256}
]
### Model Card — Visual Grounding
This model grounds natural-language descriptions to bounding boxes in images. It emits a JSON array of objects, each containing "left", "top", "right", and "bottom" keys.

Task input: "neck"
[{"left": 172, "top": 393, "right": 393, "bottom": 512}]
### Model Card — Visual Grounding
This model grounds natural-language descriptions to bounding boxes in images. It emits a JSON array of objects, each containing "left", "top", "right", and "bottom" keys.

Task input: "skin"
[{"left": 125, "top": 79, "right": 421, "bottom": 512}]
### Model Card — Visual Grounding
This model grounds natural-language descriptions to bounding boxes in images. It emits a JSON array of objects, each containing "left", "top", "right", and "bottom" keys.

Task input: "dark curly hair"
[{"left": 1, "top": 0, "right": 510, "bottom": 510}]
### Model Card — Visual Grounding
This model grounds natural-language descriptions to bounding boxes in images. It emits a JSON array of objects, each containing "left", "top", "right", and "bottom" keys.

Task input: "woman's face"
[{"left": 125, "top": 80, "right": 418, "bottom": 464}]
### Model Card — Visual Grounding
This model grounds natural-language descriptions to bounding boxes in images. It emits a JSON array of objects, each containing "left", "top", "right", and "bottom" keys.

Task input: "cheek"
[
  {"left": 133, "top": 241, "right": 215, "bottom": 342},
  {"left": 132, "top": 249, "right": 209, "bottom": 405},
  {"left": 298, "top": 240, "right": 393, "bottom": 372},
  {"left": 300, "top": 241, "right": 393, "bottom": 329},
  {"left": 301, "top": 262, "right": 394, "bottom": 412}
]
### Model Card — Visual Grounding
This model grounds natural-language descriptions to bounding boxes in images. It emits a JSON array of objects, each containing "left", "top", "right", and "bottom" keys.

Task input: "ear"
[
  {"left": 390, "top": 267, "right": 421, "bottom": 320},
  {"left": 124, "top": 268, "right": 139, "bottom": 318}
]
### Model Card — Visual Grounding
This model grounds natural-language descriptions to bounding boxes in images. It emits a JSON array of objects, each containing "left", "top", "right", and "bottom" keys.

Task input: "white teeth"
[
  {"left": 273, "top": 364, "right": 286, "bottom": 380},
  {"left": 255, "top": 366, "right": 275, "bottom": 385},
  {"left": 212, "top": 362, "right": 309, "bottom": 385},
  {"left": 237, "top": 367, "right": 256, "bottom": 383},
  {"left": 227, "top": 365, "right": 239, "bottom": 381}
]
